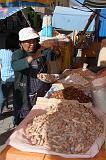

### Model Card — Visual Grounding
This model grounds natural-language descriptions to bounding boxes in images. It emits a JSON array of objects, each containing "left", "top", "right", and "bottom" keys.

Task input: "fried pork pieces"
[
  {"left": 25, "top": 101, "right": 104, "bottom": 154},
  {"left": 49, "top": 86, "right": 92, "bottom": 103}
]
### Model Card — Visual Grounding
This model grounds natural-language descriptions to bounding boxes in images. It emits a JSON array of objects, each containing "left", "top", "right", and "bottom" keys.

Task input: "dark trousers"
[{"left": 1, "top": 81, "right": 14, "bottom": 112}]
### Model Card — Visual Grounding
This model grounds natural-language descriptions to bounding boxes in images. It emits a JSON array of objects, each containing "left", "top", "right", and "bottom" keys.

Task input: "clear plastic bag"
[{"left": 91, "top": 76, "right": 106, "bottom": 113}]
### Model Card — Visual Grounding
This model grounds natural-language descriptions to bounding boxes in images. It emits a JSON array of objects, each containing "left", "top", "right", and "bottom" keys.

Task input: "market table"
[{"left": 0, "top": 145, "right": 106, "bottom": 160}]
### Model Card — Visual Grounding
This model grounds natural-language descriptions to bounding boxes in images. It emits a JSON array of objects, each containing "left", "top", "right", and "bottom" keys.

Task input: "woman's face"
[{"left": 20, "top": 39, "right": 37, "bottom": 52}]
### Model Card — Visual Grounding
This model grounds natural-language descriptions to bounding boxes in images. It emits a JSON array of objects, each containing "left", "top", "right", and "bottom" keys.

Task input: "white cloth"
[{"left": 97, "top": 47, "right": 106, "bottom": 67}]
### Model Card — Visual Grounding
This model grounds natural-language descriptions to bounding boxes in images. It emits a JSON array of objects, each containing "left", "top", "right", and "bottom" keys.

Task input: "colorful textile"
[{"left": 0, "top": 1, "right": 48, "bottom": 7}]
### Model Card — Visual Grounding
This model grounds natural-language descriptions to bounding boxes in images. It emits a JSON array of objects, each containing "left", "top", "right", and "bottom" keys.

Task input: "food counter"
[
  {"left": 0, "top": 97, "right": 105, "bottom": 160},
  {"left": 0, "top": 69, "right": 106, "bottom": 160},
  {"left": 0, "top": 145, "right": 106, "bottom": 160}
]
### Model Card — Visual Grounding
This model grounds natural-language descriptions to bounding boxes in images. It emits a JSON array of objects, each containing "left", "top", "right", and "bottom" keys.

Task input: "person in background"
[
  {"left": 0, "top": 32, "right": 19, "bottom": 114},
  {"left": 0, "top": 63, "right": 4, "bottom": 114},
  {"left": 97, "top": 47, "right": 106, "bottom": 68},
  {"left": 12, "top": 27, "right": 52, "bottom": 125}
]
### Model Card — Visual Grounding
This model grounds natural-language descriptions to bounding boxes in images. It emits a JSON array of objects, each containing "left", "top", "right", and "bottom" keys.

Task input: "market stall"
[
  {"left": 0, "top": 3, "right": 106, "bottom": 160},
  {"left": 0, "top": 67, "right": 106, "bottom": 160}
]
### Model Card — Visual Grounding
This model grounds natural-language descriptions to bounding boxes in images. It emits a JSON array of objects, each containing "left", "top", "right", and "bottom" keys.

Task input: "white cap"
[{"left": 19, "top": 27, "right": 39, "bottom": 41}]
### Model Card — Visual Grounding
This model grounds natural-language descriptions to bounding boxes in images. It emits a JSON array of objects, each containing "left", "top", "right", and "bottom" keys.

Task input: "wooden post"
[{"left": 76, "top": 11, "right": 97, "bottom": 48}]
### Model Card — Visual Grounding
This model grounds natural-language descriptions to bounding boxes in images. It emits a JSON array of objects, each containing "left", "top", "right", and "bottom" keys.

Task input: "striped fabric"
[{"left": 84, "top": 0, "right": 106, "bottom": 8}]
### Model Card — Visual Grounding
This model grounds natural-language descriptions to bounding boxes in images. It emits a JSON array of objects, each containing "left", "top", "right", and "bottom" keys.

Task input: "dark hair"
[{"left": 5, "top": 32, "right": 19, "bottom": 51}]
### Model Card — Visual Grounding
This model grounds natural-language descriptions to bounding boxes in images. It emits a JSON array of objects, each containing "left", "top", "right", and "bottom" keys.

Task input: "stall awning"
[
  {"left": 84, "top": 0, "right": 106, "bottom": 8},
  {"left": 52, "top": 6, "right": 95, "bottom": 31}
]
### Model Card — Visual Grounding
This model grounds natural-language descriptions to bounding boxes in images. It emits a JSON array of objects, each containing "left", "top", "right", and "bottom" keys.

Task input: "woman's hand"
[
  {"left": 26, "top": 50, "right": 43, "bottom": 64},
  {"left": 31, "top": 52, "right": 43, "bottom": 59},
  {"left": 26, "top": 56, "right": 33, "bottom": 63}
]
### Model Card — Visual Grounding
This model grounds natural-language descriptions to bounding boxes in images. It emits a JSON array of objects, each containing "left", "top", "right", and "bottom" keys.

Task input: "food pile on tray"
[
  {"left": 25, "top": 99, "right": 104, "bottom": 154},
  {"left": 8, "top": 68, "right": 105, "bottom": 158}
]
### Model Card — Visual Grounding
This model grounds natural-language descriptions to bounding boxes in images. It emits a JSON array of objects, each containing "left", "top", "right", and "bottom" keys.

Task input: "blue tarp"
[
  {"left": 52, "top": 6, "right": 95, "bottom": 31},
  {"left": 99, "top": 9, "right": 106, "bottom": 37}
]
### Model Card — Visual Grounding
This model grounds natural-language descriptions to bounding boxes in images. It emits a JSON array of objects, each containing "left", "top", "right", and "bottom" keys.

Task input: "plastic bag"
[{"left": 91, "top": 76, "right": 106, "bottom": 113}]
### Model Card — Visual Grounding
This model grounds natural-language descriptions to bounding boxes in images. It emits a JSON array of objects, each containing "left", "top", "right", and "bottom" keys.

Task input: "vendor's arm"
[
  {"left": 12, "top": 49, "right": 43, "bottom": 71},
  {"left": 12, "top": 49, "right": 30, "bottom": 71}
]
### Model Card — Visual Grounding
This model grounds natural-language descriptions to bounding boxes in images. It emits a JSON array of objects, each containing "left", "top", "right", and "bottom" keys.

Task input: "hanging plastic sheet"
[{"left": 52, "top": 6, "right": 95, "bottom": 31}]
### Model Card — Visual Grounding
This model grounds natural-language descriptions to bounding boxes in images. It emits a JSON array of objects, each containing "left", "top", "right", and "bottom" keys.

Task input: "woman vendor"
[{"left": 12, "top": 27, "right": 52, "bottom": 125}]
